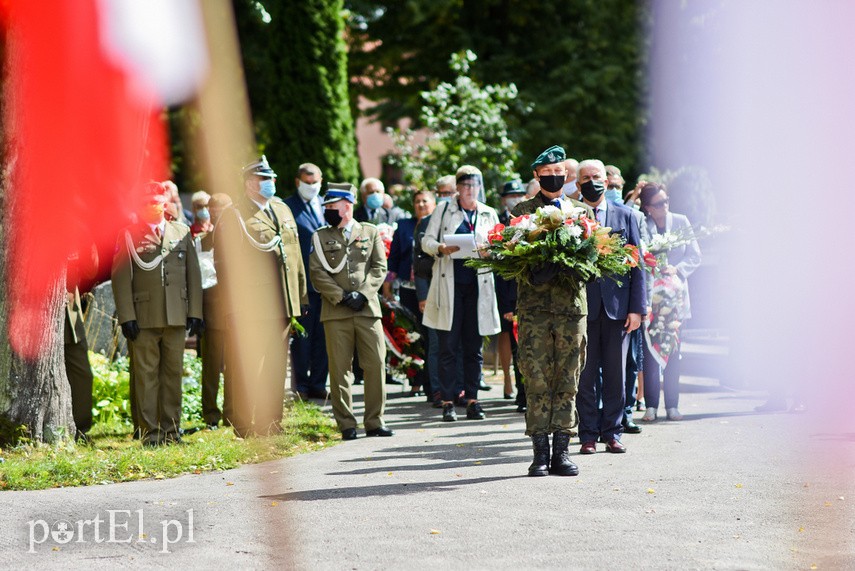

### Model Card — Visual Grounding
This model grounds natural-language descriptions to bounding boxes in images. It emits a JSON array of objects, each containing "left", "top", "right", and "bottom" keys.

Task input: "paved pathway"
[{"left": 2, "top": 370, "right": 854, "bottom": 569}]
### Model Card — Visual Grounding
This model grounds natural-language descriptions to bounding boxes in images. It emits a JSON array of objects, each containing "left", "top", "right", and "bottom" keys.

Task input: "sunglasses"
[{"left": 649, "top": 199, "right": 669, "bottom": 209}]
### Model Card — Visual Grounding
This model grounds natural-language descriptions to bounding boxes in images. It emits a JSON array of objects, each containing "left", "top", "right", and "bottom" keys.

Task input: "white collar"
[{"left": 148, "top": 220, "right": 166, "bottom": 235}]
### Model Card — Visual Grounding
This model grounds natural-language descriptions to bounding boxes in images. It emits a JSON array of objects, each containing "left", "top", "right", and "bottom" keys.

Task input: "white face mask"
[
  {"left": 562, "top": 180, "right": 577, "bottom": 197},
  {"left": 504, "top": 197, "right": 523, "bottom": 210},
  {"left": 298, "top": 181, "right": 321, "bottom": 201}
]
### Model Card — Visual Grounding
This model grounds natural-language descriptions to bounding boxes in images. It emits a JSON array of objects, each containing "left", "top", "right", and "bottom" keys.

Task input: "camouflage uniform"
[{"left": 511, "top": 193, "right": 591, "bottom": 436}]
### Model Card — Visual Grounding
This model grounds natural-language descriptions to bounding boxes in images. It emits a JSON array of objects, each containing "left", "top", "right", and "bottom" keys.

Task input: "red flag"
[{"left": 2, "top": 0, "right": 170, "bottom": 357}]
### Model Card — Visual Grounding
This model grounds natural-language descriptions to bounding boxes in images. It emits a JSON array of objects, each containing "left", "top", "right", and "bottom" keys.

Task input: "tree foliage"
[
  {"left": 346, "top": 0, "right": 647, "bottom": 182},
  {"left": 234, "top": 0, "right": 360, "bottom": 188},
  {"left": 387, "top": 50, "right": 525, "bottom": 201}
]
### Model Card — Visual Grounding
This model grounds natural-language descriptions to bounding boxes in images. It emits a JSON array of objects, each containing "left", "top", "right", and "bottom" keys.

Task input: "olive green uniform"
[
  {"left": 64, "top": 288, "right": 94, "bottom": 435},
  {"left": 112, "top": 221, "right": 203, "bottom": 444},
  {"left": 309, "top": 221, "right": 387, "bottom": 432},
  {"left": 511, "top": 194, "right": 591, "bottom": 436},
  {"left": 199, "top": 231, "right": 229, "bottom": 426},
  {"left": 214, "top": 195, "right": 307, "bottom": 436}
]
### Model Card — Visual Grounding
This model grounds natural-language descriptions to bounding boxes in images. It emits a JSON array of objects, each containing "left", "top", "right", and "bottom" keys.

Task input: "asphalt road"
[{"left": 2, "top": 371, "right": 853, "bottom": 570}]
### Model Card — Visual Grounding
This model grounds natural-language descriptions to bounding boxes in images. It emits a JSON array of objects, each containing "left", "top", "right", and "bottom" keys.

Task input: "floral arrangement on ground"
[{"left": 379, "top": 297, "right": 425, "bottom": 382}]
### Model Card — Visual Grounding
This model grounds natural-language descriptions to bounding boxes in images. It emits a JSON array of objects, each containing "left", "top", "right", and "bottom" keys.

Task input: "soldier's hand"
[
  {"left": 340, "top": 291, "right": 358, "bottom": 310},
  {"left": 350, "top": 292, "right": 368, "bottom": 311},
  {"left": 530, "top": 262, "right": 559, "bottom": 285},
  {"left": 121, "top": 320, "right": 140, "bottom": 342},
  {"left": 187, "top": 317, "right": 205, "bottom": 337}
]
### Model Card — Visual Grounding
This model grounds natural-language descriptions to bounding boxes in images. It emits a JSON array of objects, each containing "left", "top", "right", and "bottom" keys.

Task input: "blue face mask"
[
  {"left": 366, "top": 193, "right": 384, "bottom": 210},
  {"left": 195, "top": 207, "right": 210, "bottom": 221},
  {"left": 259, "top": 179, "right": 276, "bottom": 199},
  {"left": 605, "top": 189, "right": 622, "bottom": 204},
  {"left": 437, "top": 196, "right": 452, "bottom": 204}
]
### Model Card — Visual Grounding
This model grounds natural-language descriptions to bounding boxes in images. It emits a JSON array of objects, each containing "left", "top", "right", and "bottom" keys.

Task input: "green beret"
[
  {"left": 501, "top": 179, "right": 525, "bottom": 196},
  {"left": 530, "top": 145, "right": 566, "bottom": 170}
]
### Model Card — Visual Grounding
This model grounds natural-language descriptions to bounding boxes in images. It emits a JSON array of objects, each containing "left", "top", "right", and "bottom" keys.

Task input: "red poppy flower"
[
  {"left": 643, "top": 251, "right": 658, "bottom": 268},
  {"left": 487, "top": 223, "right": 505, "bottom": 243}
]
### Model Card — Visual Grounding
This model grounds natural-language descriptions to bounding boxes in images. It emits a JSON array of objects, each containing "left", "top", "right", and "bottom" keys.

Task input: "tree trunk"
[
  {"left": 0, "top": 280, "right": 74, "bottom": 444},
  {"left": 0, "top": 33, "right": 75, "bottom": 443}
]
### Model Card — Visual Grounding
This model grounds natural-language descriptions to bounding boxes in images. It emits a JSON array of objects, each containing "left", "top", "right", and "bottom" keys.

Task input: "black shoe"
[
  {"left": 442, "top": 403, "right": 457, "bottom": 422},
  {"left": 622, "top": 417, "right": 643, "bottom": 434},
  {"left": 528, "top": 434, "right": 550, "bottom": 477},
  {"left": 341, "top": 428, "right": 358, "bottom": 440},
  {"left": 479, "top": 380, "right": 492, "bottom": 391},
  {"left": 516, "top": 404, "right": 527, "bottom": 413},
  {"left": 366, "top": 426, "right": 395, "bottom": 437},
  {"left": 504, "top": 393, "right": 514, "bottom": 400},
  {"left": 549, "top": 433, "right": 579, "bottom": 476},
  {"left": 466, "top": 401, "right": 486, "bottom": 420}
]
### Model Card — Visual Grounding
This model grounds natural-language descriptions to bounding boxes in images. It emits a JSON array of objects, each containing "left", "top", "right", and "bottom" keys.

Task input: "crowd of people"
[{"left": 63, "top": 146, "right": 703, "bottom": 477}]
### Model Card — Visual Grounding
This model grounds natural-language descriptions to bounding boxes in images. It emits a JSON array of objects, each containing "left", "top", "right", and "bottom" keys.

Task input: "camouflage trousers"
[{"left": 518, "top": 311, "right": 586, "bottom": 436}]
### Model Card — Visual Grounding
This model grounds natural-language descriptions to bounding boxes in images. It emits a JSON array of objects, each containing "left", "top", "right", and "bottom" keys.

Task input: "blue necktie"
[{"left": 551, "top": 199, "right": 561, "bottom": 208}]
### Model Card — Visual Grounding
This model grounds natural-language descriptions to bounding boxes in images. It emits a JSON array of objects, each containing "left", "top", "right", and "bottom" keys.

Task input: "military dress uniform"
[
  {"left": 309, "top": 190, "right": 389, "bottom": 437},
  {"left": 512, "top": 192, "right": 590, "bottom": 438},
  {"left": 64, "top": 241, "right": 99, "bottom": 439},
  {"left": 112, "top": 220, "right": 203, "bottom": 445},
  {"left": 214, "top": 194, "right": 306, "bottom": 436}
]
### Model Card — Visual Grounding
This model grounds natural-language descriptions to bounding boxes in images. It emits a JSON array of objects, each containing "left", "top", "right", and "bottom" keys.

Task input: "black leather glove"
[
  {"left": 530, "top": 262, "right": 560, "bottom": 286},
  {"left": 341, "top": 291, "right": 368, "bottom": 311},
  {"left": 187, "top": 317, "right": 205, "bottom": 337},
  {"left": 121, "top": 320, "right": 140, "bottom": 342},
  {"left": 350, "top": 292, "right": 368, "bottom": 311}
]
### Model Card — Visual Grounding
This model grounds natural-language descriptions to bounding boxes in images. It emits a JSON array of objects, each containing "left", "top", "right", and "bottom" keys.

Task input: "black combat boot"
[
  {"left": 528, "top": 433, "right": 550, "bottom": 477},
  {"left": 549, "top": 432, "right": 579, "bottom": 476}
]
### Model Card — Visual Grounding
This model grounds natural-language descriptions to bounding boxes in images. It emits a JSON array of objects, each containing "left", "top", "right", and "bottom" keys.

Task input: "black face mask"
[
  {"left": 323, "top": 208, "right": 342, "bottom": 227},
  {"left": 580, "top": 180, "right": 605, "bottom": 202},
  {"left": 538, "top": 175, "right": 565, "bottom": 193}
]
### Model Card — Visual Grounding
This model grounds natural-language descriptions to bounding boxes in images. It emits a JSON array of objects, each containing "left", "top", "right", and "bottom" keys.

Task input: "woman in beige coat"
[{"left": 422, "top": 166, "right": 501, "bottom": 422}]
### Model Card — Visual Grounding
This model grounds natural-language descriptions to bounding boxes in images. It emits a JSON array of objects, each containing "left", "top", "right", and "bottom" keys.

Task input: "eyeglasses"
[
  {"left": 457, "top": 183, "right": 478, "bottom": 190},
  {"left": 648, "top": 199, "right": 669, "bottom": 209},
  {"left": 607, "top": 185, "right": 623, "bottom": 191}
]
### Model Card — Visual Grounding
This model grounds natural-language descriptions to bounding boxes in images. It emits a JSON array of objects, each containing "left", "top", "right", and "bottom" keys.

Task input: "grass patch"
[{"left": 0, "top": 400, "right": 339, "bottom": 491}]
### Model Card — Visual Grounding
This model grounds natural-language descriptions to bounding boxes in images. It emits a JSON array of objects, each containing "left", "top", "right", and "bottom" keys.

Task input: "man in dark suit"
[
  {"left": 576, "top": 159, "right": 646, "bottom": 454},
  {"left": 284, "top": 163, "right": 330, "bottom": 400},
  {"left": 353, "top": 177, "right": 410, "bottom": 225}
]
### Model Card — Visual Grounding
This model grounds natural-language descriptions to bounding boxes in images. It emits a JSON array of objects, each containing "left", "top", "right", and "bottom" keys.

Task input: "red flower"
[
  {"left": 624, "top": 244, "right": 639, "bottom": 267},
  {"left": 643, "top": 251, "right": 658, "bottom": 268},
  {"left": 487, "top": 223, "right": 505, "bottom": 243},
  {"left": 393, "top": 327, "right": 408, "bottom": 347},
  {"left": 406, "top": 368, "right": 417, "bottom": 378},
  {"left": 579, "top": 216, "right": 597, "bottom": 238},
  {"left": 509, "top": 214, "right": 530, "bottom": 226}
]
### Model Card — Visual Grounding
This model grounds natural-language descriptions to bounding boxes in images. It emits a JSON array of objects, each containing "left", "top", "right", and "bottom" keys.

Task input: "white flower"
[
  {"left": 565, "top": 224, "right": 583, "bottom": 239},
  {"left": 407, "top": 332, "right": 421, "bottom": 343}
]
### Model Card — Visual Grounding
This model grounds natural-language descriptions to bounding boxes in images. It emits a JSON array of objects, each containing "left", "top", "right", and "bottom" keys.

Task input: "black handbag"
[{"left": 412, "top": 249, "right": 434, "bottom": 279}]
